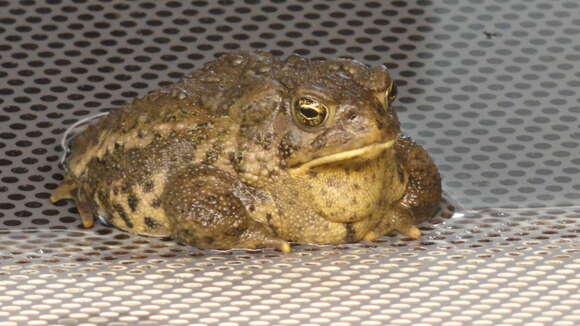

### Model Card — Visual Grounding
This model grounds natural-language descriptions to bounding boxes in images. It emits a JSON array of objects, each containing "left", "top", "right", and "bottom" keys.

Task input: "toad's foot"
[
  {"left": 365, "top": 205, "right": 423, "bottom": 241},
  {"left": 51, "top": 178, "right": 95, "bottom": 228},
  {"left": 363, "top": 224, "right": 421, "bottom": 241}
]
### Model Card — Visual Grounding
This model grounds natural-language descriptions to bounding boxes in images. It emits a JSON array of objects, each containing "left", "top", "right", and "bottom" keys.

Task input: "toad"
[{"left": 51, "top": 51, "right": 441, "bottom": 252}]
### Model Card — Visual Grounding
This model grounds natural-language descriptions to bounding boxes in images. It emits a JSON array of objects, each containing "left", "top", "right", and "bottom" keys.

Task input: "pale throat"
[{"left": 291, "top": 144, "right": 407, "bottom": 223}]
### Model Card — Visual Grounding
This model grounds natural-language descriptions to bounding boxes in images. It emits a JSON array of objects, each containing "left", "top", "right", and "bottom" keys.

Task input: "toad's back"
[{"left": 55, "top": 52, "right": 283, "bottom": 237}]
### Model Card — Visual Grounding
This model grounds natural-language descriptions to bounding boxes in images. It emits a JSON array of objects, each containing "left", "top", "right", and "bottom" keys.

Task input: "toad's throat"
[{"left": 289, "top": 140, "right": 396, "bottom": 175}]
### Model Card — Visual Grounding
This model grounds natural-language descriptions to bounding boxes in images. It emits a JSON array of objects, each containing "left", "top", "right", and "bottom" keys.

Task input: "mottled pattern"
[{"left": 52, "top": 51, "right": 441, "bottom": 252}]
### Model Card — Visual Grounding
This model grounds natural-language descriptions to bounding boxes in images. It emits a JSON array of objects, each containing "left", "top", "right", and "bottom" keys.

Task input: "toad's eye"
[
  {"left": 386, "top": 83, "right": 397, "bottom": 105},
  {"left": 293, "top": 97, "right": 329, "bottom": 128}
]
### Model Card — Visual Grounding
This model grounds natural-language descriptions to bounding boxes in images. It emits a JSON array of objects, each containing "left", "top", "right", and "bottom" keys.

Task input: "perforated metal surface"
[{"left": 1, "top": 0, "right": 579, "bottom": 325}]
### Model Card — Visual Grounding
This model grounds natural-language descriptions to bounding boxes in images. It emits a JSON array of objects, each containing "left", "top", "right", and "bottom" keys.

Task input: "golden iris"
[{"left": 293, "top": 97, "right": 328, "bottom": 128}]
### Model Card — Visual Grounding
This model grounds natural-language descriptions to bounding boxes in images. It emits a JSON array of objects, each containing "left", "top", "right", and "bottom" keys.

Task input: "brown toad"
[{"left": 51, "top": 51, "right": 441, "bottom": 252}]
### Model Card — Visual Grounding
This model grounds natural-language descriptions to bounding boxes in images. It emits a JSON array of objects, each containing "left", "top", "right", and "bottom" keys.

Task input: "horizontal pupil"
[{"left": 300, "top": 107, "right": 320, "bottom": 118}]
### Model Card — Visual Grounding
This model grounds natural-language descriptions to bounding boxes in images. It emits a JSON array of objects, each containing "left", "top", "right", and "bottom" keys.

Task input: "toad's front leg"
[
  {"left": 366, "top": 136, "right": 442, "bottom": 240},
  {"left": 162, "top": 164, "right": 291, "bottom": 253}
]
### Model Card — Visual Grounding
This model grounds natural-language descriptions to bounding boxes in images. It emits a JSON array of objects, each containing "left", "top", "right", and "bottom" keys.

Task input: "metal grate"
[{"left": 1, "top": 0, "right": 579, "bottom": 325}]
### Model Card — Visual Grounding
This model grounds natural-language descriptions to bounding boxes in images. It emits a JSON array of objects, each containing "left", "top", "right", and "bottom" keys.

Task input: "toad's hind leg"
[
  {"left": 50, "top": 177, "right": 77, "bottom": 203},
  {"left": 50, "top": 177, "right": 95, "bottom": 228},
  {"left": 393, "top": 137, "right": 441, "bottom": 237},
  {"left": 161, "top": 165, "right": 291, "bottom": 253},
  {"left": 396, "top": 137, "right": 441, "bottom": 216}
]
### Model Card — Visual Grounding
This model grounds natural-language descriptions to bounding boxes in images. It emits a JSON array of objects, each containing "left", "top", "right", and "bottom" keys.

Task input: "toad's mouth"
[{"left": 288, "top": 140, "right": 396, "bottom": 175}]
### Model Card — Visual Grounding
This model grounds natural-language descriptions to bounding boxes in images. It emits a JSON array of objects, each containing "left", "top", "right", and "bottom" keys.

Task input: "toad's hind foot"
[
  {"left": 51, "top": 179, "right": 95, "bottom": 228},
  {"left": 50, "top": 177, "right": 77, "bottom": 203},
  {"left": 73, "top": 188, "right": 96, "bottom": 228}
]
